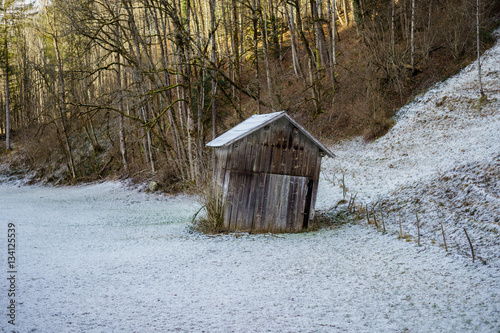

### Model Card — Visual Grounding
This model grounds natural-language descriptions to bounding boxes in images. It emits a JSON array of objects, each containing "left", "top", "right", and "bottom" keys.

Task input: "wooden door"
[{"left": 224, "top": 171, "right": 309, "bottom": 232}]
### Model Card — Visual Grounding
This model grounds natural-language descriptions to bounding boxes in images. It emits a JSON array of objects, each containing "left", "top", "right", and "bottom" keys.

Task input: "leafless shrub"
[{"left": 191, "top": 180, "right": 226, "bottom": 233}]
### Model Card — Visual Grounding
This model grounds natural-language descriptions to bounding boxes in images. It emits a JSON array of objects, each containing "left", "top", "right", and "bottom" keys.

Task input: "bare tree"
[
  {"left": 2, "top": 0, "right": 12, "bottom": 151},
  {"left": 259, "top": 0, "right": 276, "bottom": 110},
  {"left": 410, "top": 0, "right": 415, "bottom": 75},
  {"left": 3, "top": 36, "right": 9, "bottom": 151},
  {"left": 476, "top": 0, "right": 484, "bottom": 97},
  {"left": 210, "top": 0, "right": 218, "bottom": 135},
  {"left": 391, "top": 0, "right": 395, "bottom": 55},
  {"left": 285, "top": 4, "right": 303, "bottom": 79},
  {"left": 115, "top": 3, "right": 128, "bottom": 174}
]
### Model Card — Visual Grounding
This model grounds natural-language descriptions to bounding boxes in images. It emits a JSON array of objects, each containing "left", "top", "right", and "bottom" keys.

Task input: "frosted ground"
[
  {"left": 1, "top": 183, "right": 499, "bottom": 332},
  {"left": 317, "top": 28, "right": 500, "bottom": 267},
  {"left": 1, "top": 36, "right": 500, "bottom": 333}
]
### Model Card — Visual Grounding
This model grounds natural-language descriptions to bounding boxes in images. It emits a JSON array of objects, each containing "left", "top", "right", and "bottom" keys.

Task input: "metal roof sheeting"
[{"left": 206, "top": 111, "right": 335, "bottom": 158}]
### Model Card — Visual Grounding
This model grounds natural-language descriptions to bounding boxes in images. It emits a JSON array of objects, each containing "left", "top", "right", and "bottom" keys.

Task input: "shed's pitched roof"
[{"left": 206, "top": 111, "right": 335, "bottom": 158}]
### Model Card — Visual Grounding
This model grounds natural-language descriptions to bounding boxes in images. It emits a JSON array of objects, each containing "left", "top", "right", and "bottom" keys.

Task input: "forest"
[{"left": 1, "top": 0, "right": 499, "bottom": 191}]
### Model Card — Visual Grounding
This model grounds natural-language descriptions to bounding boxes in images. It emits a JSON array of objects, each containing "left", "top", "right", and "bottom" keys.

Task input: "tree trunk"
[
  {"left": 285, "top": 4, "right": 303, "bottom": 79},
  {"left": 342, "top": 0, "right": 349, "bottom": 25},
  {"left": 115, "top": 5, "right": 128, "bottom": 174},
  {"left": 124, "top": 2, "right": 154, "bottom": 171},
  {"left": 476, "top": 0, "right": 484, "bottom": 97},
  {"left": 259, "top": 0, "right": 276, "bottom": 110},
  {"left": 402, "top": 0, "right": 408, "bottom": 41},
  {"left": 156, "top": 5, "right": 187, "bottom": 179},
  {"left": 184, "top": 0, "right": 197, "bottom": 182},
  {"left": 268, "top": 0, "right": 280, "bottom": 55},
  {"left": 294, "top": 1, "right": 321, "bottom": 114},
  {"left": 231, "top": 0, "right": 242, "bottom": 112},
  {"left": 52, "top": 25, "right": 76, "bottom": 179},
  {"left": 351, "top": 0, "right": 360, "bottom": 35},
  {"left": 210, "top": 0, "right": 218, "bottom": 138},
  {"left": 427, "top": 0, "right": 432, "bottom": 31},
  {"left": 391, "top": 0, "right": 395, "bottom": 55},
  {"left": 326, "top": 0, "right": 337, "bottom": 92},
  {"left": 329, "top": 0, "right": 337, "bottom": 66},
  {"left": 4, "top": 36, "right": 10, "bottom": 151},
  {"left": 410, "top": 0, "right": 415, "bottom": 75},
  {"left": 198, "top": 68, "right": 205, "bottom": 178},
  {"left": 252, "top": 0, "right": 261, "bottom": 114},
  {"left": 311, "top": 0, "right": 330, "bottom": 75}
]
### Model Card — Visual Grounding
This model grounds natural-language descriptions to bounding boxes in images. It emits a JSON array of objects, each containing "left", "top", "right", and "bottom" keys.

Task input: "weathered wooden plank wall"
[{"left": 213, "top": 117, "right": 324, "bottom": 232}]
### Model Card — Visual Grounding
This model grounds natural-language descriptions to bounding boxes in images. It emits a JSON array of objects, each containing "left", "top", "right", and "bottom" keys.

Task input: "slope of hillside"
[{"left": 317, "top": 29, "right": 500, "bottom": 265}]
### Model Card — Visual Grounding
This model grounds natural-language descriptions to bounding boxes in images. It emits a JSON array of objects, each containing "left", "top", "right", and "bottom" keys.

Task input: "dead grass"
[
  {"left": 311, "top": 204, "right": 363, "bottom": 231},
  {"left": 363, "top": 112, "right": 396, "bottom": 141},
  {"left": 191, "top": 180, "right": 226, "bottom": 233}
]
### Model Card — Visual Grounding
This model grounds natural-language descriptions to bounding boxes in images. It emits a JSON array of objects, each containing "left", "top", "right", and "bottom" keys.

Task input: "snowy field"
[
  {"left": 0, "top": 182, "right": 499, "bottom": 332},
  {"left": 317, "top": 29, "right": 500, "bottom": 267},
  {"left": 1, "top": 32, "right": 500, "bottom": 333}
]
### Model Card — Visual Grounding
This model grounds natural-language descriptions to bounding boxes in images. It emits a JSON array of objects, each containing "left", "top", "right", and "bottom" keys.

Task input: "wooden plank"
[
  {"left": 302, "top": 140, "right": 312, "bottom": 180},
  {"left": 229, "top": 142, "right": 239, "bottom": 170},
  {"left": 262, "top": 174, "right": 273, "bottom": 231},
  {"left": 292, "top": 178, "right": 301, "bottom": 231},
  {"left": 296, "top": 177, "right": 307, "bottom": 230},
  {"left": 214, "top": 149, "right": 222, "bottom": 183},
  {"left": 224, "top": 171, "right": 235, "bottom": 229},
  {"left": 287, "top": 176, "right": 303, "bottom": 230},
  {"left": 304, "top": 140, "right": 319, "bottom": 179},
  {"left": 271, "top": 127, "right": 284, "bottom": 175},
  {"left": 284, "top": 122, "right": 296, "bottom": 175},
  {"left": 270, "top": 175, "right": 281, "bottom": 231},
  {"left": 252, "top": 129, "right": 264, "bottom": 173},
  {"left": 236, "top": 172, "right": 253, "bottom": 230},
  {"left": 286, "top": 127, "right": 297, "bottom": 176},
  {"left": 246, "top": 173, "right": 258, "bottom": 230},
  {"left": 231, "top": 172, "right": 244, "bottom": 230},
  {"left": 220, "top": 148, "right": 231, "bottom": 189},
  {"left": 309, "top": 155, "right": 323, "bottom": 221},
  {"left": 251, "top": 173, "right": 263, "bottom": 230},
  {"left": 222, "top": 166, "right": 231, "bottom": 204},
  {"left": 278, "top": 128, "right": 288, "bottom": 175},
  {"left": 266, "top": 174, "right": 280, "bottom": 231},
  {"left": 297, "top": 130, "right": 306, "bottom": 176},
  {"left": 237, "top": 172, "right": 249, "bottom": 230},
  {"left": 294, "top": 177, "right": 306, "bottom": 231},
  {"left": 233, "top": 172, "right": 246, "bottom": 230},
  {"left": 254, "top": 173, "right": 268, "bottom": 230},
  {"left": 286, "top": 177, "right": 295, "bottom": 230},
  {"left": 243, "top": 138, "right": 255, "bottom": 172},
  {"left": 259, "top": 127, "right": 271, "bottom": 174},
  {"left": 277, "top": 175, "right": 292, "bottom": 232},
  {"left": 239, "top": 140, "right": 248, "bottom": 171},
  {"left": 285, "top": 176, "right": 293, "bottom": 231},
  {"left": 308, "top": 144, "right": 320, "bottom": 179}
]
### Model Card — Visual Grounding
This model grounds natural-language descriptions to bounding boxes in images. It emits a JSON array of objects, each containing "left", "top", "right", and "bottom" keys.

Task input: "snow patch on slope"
[{"left": 317, "top": 30, "right": 500, "bottom": 265}]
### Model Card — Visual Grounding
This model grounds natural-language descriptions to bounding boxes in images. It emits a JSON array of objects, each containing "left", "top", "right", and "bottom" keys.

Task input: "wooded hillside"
[{"left": 1, "top": 0, "right": 498, "bottom": 190}]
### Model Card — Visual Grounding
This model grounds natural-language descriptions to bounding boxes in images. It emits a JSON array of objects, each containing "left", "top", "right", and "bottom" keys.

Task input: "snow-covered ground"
[
  {"left": 0, "top": 182, "right": 499, "bottom": 332},
  {"left": 317, "top": 30, "right": 500, "bottom": 267},
  {"left": 1, "top": 32, "right": 500, "bottom": 333}
]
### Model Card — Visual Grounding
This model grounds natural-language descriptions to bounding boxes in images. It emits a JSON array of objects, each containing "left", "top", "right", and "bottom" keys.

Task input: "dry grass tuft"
[
  {"left": 191, "top": 180, "right": 226, "bottom": 233},
  {"left": 311, "top": 204, "right": 362, "bottom": 231},
  {"left": 363, "top": 113, "right": 395, "bottom": 141}
]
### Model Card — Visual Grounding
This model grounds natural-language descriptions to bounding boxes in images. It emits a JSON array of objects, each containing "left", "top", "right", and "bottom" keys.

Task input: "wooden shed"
[{"left": 207, "top": 111, "right": 335, "bottom": 232}]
